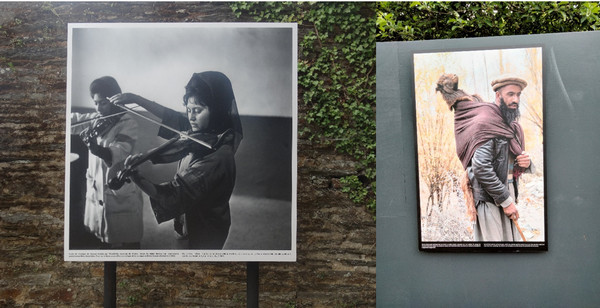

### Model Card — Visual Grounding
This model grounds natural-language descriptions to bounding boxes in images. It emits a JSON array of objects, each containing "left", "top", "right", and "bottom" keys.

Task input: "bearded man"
[{"left": 452, "top": 76, "right": 533, "bottom": 241}]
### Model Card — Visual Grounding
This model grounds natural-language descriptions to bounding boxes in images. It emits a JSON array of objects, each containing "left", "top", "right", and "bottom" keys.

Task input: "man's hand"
[
  {"left": 503, "top": 203, "right": 519, "bottom": 220},
  {"left": 109, "top": 93, "right": 141, "bottom": 106},
  {"left": 109, "top": 93, "right": 166, "bottom": 120},
  {"left": 516, "top": 151, "right": 531, "bottom": 169}
]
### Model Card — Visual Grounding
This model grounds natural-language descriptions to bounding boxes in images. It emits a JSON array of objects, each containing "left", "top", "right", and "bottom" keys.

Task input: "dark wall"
[
  {"left": 234, "top": 115, "right": 292, "bottom": 200},
  {"left": 377, "top": 31, "right": 600, "bottom": 306}
]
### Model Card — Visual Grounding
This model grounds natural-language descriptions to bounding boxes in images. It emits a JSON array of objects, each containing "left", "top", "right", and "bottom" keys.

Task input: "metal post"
[
  {"left": 104, "top": 262, "right": 117, "bottom": 308},
  {"left": 247, "top": 262, "right": 259, "bottom": 308}
]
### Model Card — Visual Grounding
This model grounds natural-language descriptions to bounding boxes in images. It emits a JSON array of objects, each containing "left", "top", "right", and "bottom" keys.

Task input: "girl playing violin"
[
  {"left": 112, "top": 72, "right": 243, "bottom": 249},
  {"left": 70, "top": 76, "right": 144, "bottom": 249}
]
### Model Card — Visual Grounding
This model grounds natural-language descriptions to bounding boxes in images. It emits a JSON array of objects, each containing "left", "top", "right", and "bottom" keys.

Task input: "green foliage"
[
  {"left": 340, "top": 175, "right": 376, "bottom": 213},
  {"left": 377, "top": 1, "right": 600, "bottom": 41},
  {"left": 117, "top": 278, "right": 145, "bottom": 306},
  {"left": 10, "top": 38, "right": 25, "bottom": 48},
  {"left": 126, "top": 295, "right": 138, "bottom": 306},
  {"left": 231, "top": 2, "right": 376, "bottom": 216},
  {"left": 285, "top": 301, "right": 297, "bottom": 308},
  {"left": 45, "top": 254, "right": 57, "bottom": 264}
]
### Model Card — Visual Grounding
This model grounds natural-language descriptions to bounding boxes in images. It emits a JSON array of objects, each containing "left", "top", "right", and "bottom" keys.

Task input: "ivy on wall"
[
  {"left": 227, "top": 1, "right": 600, "bottom": 216},
  {"left": 377, "top": 1, "right": 600, "bottom": 41},
  {"left": 231, "top": 2, "right": 376, "bottom": 215}
]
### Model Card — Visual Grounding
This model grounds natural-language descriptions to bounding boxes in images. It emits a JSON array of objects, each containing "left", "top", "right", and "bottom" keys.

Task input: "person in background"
[{"left": 71, "top": 76, "right": 143, "bottom": 249}]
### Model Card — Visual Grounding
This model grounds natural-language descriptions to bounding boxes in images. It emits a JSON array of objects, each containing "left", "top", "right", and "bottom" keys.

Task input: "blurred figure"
[{"left": 71, "top": 76, "right": 143, "bottom": 249}]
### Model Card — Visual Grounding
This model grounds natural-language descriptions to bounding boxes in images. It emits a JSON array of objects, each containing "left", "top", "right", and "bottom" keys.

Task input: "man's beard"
[{"left": 500, "top": 98, "right": 520, "bottom": 125}]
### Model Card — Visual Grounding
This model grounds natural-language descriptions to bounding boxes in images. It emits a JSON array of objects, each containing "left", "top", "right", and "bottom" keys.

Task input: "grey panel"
[{"left": 376, "top": 31, "right": 600, "bottom": 306}]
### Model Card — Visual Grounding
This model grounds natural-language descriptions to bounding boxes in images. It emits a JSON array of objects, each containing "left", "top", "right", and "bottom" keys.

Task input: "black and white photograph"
[
  {"left": 413, "top": 47, "right": 547, "bottom": 252},
  {"left": 64, "top": 23, "right": 297, "bottom": 261}
]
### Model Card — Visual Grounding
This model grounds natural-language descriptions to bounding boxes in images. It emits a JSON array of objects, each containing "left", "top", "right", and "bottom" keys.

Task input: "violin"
[
  {"left": 107, "top": 129, "right": 232, "bottom": 190},
  {"left": 79, "top": 115, "right": 121, "bottom": 146}
]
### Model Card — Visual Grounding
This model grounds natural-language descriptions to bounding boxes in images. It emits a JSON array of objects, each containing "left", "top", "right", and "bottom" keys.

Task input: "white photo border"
[
  {"left": 64, "top": 22, "right": 297, "bottom": 262},
  {"left": 412, "top": 46, "right": 547, "bottom": 252}
]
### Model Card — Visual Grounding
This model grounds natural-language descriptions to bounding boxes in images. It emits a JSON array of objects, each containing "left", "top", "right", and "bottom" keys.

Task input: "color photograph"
[{"left": 413, "top": 47, "right": 546, "bottom": 251}]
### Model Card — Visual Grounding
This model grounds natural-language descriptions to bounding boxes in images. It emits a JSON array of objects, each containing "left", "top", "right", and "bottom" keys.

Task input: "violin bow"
[
  {"left": 70, "top": 101, "right": 214, "bottom": 150},
  {"left": 112, "top": 102, "right": 213, "bottom": 150},
  {"left": 70, "top": 110, "right": 128, "bottom": 128}
]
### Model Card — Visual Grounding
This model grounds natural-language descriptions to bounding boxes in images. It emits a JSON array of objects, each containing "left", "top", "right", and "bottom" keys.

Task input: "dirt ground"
[{"left": 420, "top": 172, "right": 545, "bottom": 242}]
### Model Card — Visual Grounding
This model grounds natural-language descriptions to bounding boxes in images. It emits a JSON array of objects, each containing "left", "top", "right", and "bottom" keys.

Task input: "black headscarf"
[{"left": 184, "top": 71, "right": 243, "bottom": 153}]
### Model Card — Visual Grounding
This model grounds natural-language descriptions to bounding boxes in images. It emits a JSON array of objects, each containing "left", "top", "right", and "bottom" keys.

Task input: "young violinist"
[
  {"left": 111, "top": 71, "right": 243, "bottom": 249},
  {"left": 70, "top": 76, "right": 144, "bottom": 249}
]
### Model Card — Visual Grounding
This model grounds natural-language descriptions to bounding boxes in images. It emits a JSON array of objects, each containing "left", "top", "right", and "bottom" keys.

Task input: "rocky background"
[{"left": 0, "top": 2, "right": 375, "bottom": 307}]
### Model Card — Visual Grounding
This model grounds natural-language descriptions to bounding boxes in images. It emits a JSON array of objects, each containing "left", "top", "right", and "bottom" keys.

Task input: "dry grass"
[
  {"left": 420, "top": 147, "right": 545, "bottom": 242},
  {"left": 420, "top": 178, "right": 475, "bottom": 242}
]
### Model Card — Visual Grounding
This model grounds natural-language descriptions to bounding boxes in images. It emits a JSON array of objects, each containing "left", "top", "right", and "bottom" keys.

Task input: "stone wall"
[{"left": 0, "top": 3, "right": 375, "bottom": 307}]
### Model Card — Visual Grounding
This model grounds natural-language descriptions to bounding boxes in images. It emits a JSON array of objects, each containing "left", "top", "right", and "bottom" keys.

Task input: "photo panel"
[
  {"left": 413, "top": 47, "right": 547, "bottom": 252},
  {"left": 65, "top": 23, "right": 297, "bottom": 261}
]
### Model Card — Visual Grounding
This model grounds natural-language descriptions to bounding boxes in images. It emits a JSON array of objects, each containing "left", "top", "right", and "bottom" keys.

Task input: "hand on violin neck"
[
  {"left": 124, "top": 153, "right": 144, "bottom": 170},
  {"left": 118, "top": 156, "right": 157, "bottom": 197}
]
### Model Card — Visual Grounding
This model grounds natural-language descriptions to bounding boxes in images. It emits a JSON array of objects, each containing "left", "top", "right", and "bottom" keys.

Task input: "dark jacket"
[
  {"left": 468, "top": 137, "right": 513, "bottom": 205},
  {"left": 151, "top": 142, "right": 235, "bottom": 249},
  {"left": 150, "top": 108, "right": 235, "bottom": 249}
]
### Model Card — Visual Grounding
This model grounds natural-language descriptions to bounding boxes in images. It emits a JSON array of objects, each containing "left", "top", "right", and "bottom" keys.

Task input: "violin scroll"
[
  {"left": 108, "top": 153, "right": 145, "bottom": 190},
  {"left": 107, "top": 136, "right": 181, "bottom": 191},
  {"left": 107, "top": 167, "right": 135, "bottom": 190},
  {"left": 79, "top": 116, "right": 120, "bottom": 146}
]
